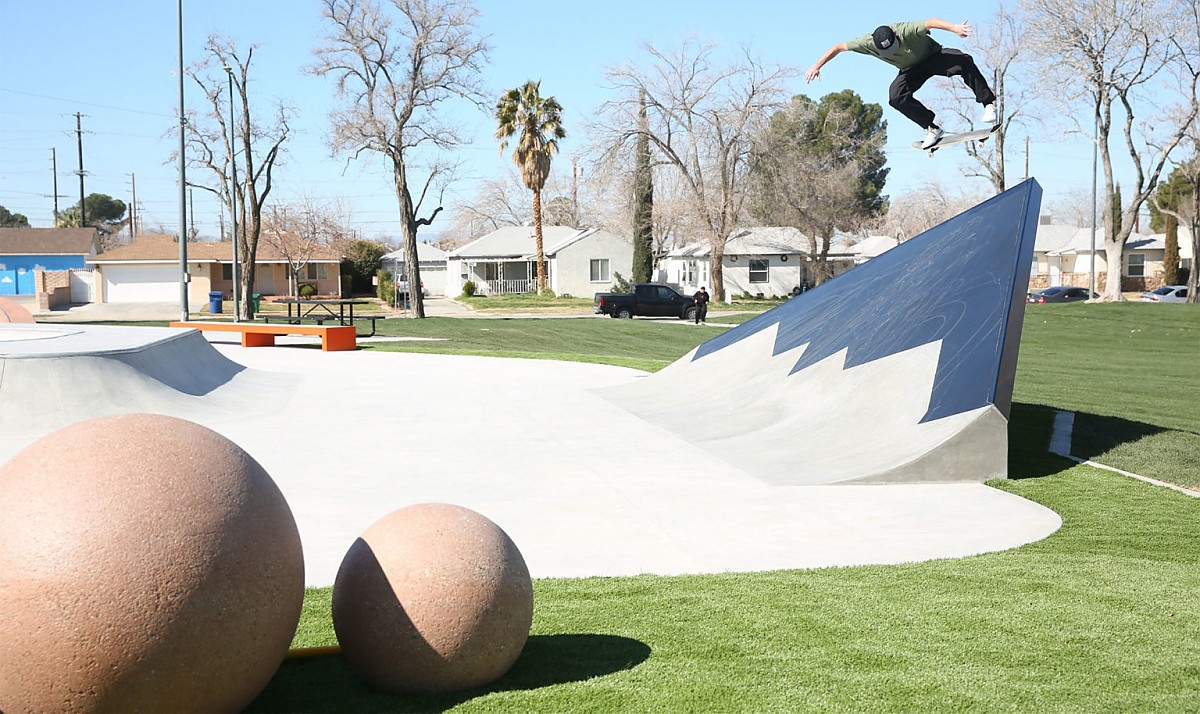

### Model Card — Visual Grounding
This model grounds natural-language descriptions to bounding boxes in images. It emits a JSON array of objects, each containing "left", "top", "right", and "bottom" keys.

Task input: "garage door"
[{"left": 103, "top": 264, "right": 182, "bottom": 303}]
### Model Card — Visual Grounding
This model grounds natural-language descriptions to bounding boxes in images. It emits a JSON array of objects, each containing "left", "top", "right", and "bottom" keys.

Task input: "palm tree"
[{"left": 495, "top": 80, "right": 566, "bottom": 294}]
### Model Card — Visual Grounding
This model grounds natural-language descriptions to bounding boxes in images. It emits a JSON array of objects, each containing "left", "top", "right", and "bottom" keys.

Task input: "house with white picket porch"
[{"left": 445, "top": 226, "right": 632, "bottom": 298}]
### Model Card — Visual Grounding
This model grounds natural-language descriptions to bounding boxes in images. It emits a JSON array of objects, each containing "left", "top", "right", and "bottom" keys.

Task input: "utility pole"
[
  {"left": 572, "top": 156, "right": 580, "bottom": 226},
  {"left": 51, "top": 148, "right": 61, "bottom": 218},
  {"left": 176, "top": 0, "right": 189, "bottom": 320},
  {"left": 75, "top": 113, "right": 86, "bottom": 226},
  {"left": 129, "top": 173, "right": 138, "bottom": 239},
  {"left": 46, "top": 148, "right": 70, "bottom": 223},
  {"left": 225, "top": 64, "right": 241, "bottom": 321},
  {"left": 188, "top": 187, "right": 196, "bottom": 241}
]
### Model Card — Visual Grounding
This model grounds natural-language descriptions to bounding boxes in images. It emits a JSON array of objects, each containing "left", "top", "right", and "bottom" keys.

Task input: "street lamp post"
[
  {"left": 224, "top": 65, "right": 240, "bottom": 322},
  {"left": 1090, "top": 111, "right": 1098, "bottom": 297},
  {"left": 176, "top": 0, "right": 189, "bottom": 321}
]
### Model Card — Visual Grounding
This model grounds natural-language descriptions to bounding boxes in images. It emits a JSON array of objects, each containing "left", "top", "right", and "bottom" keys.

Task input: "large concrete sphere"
[
  {"left": 333, "top": 503, "right": 533, "bottom": 694},
  {"left": 0, "top": 414, "right": 305, "bottom": 713}
]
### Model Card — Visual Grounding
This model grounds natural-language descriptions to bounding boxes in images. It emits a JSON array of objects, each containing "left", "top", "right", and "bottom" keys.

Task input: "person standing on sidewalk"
[
  {"left": 692, "top": 286, "right": 710, "bottom": 324},
  {"left": 805, "top": 18, "right": 998, "bottom": 150}
]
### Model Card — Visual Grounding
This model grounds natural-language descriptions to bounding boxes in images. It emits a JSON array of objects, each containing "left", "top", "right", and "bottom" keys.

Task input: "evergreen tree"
[
  {"left": 1151, "top": 167, "right": 1194, "bottom": 285},
  {"left": 0, "top": 205, "right": 30, "bottom": 227},
  {"left": 631, "top": 89, "right": 654, "bottom": 283}
]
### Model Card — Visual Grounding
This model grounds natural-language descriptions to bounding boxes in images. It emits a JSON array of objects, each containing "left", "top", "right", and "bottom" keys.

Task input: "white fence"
[{"left": 69, "top": 269, "right": 94, "bottom": 303}]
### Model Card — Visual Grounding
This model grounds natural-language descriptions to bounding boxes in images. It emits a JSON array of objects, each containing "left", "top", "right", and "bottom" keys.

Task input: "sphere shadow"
[{"left": 247, "top": 633, "right": 651, "bottom": 713}]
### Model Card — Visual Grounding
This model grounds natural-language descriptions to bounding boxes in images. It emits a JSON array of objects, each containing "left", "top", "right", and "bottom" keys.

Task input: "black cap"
[{"left": 872, "top": 25, "right": 899, "bottom": 57}]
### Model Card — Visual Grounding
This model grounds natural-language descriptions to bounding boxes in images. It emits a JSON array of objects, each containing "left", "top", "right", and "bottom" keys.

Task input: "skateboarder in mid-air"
[{"left": 805, "top": 19, "right": 998, "bottom": 150}]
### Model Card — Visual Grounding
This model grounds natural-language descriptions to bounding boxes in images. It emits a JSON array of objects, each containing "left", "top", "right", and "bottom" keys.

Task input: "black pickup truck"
[{"left": 594, "top": 283, "right": 697, "bottom": 320}]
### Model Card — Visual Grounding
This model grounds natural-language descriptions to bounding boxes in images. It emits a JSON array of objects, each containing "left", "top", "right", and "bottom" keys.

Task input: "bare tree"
[
  {"left": 938, "top": 3, "right": 1032, "bottom": 193},
  {"left": 1046, "top": 188, "right": 1102, "bottom": 226},
  {"left": 446, "top": 166, "right": 574, "bottom": 238},
  {"left": 872, "top": 180, "right": 989, "bottom": 241},
  {"left": 1021, "top": 0, "right": 1200, "bottom": 300},
  {"left": 595, "top": 39, "right": 794, "bottom": 301},
  {"left": 261, "top": 198, "right": 350, "bottom": 298},
  {"left": 181, "top": 36, "right": 291, "bottom": 320},
  {"left": 313, "top": 0, "right": 488, "bottom": 317}
]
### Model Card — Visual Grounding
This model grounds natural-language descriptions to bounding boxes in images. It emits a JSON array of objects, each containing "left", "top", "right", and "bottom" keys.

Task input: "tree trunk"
[
  {"left": 709, "top": 238, "right": 725, "bottom": 303},
  {"left": 394, "top": 161, "right": 425, "bottom": 318},
  {"left": 1103, "top": 239, "right": 1126, "bottom": 300},
  {"left": 533, "top": 190, "right": 547, "bottom": 294}
]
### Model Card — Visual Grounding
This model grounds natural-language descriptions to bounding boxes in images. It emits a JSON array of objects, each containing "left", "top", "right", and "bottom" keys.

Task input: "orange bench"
[{"left": 170, "top": 321, "right": 357, "bottom": 351}]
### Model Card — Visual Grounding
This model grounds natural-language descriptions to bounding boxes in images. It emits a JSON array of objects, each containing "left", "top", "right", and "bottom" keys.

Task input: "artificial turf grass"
[
  {"left": 1013, "top": 302, "right": 1199, "bottom": 488},
  {"left": 252, "top": 466, "right": 1200, "bottom": 713},
  {"left": 246, "top": 302, "right": 1200, "bottom": 710},
  {"left": 362, "top": 316, "right": 720, "bottom": 372}
]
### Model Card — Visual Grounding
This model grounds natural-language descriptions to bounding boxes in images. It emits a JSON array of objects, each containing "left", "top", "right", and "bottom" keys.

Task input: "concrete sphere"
[
  {"left": 0, "top": 414, "right": 305, "bottom": 713},
  {"left": 333, "top": 503, "right": 533, "bottom": 694}
]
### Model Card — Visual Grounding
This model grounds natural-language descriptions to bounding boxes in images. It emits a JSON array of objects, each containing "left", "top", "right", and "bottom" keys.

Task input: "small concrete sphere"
[
  {"left": 0, "top": 413, "right": 305, "bottom": 713},
  {"left": 333, "top": 503, "right": 534, "bottom": 694}
]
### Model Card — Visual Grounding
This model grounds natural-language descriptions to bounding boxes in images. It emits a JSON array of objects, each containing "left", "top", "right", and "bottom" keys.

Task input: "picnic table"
[{"left": 265, "top": 298, "right": 380, "bottom": 336}]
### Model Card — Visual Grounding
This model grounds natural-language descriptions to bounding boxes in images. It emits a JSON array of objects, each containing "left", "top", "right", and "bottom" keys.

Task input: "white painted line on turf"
[{"left": 1051, "top": 409, "right": 1200, "bottom": 498}]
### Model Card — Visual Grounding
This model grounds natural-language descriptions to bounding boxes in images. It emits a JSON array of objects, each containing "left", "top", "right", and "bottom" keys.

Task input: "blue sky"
[{"left": 1, "top": 0, "right": 1106, "bottom": 243}]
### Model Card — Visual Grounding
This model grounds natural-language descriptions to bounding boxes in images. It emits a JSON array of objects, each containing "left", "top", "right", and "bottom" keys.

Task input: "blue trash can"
[{"left": 208, "top": 291, "right": 223, "bottom": 314}]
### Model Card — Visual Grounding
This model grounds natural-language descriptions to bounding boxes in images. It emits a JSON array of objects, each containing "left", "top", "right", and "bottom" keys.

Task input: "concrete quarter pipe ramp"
[{"left": 603, "top": 178, "right": 1043, "bottom": 486}]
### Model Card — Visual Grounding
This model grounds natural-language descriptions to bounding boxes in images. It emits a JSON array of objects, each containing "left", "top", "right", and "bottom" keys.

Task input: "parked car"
[
  {"left": 1027, "top": 286, "right": 1097, "bottom": 303},
  {"left": 1139, "top": 285, "right": 1188, "bottom": 303},
  {"left": 594, "top": 283, "right": 697, "bottom": 320}
]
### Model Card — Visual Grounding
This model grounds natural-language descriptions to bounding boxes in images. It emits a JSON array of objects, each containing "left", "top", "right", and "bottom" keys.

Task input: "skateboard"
[{"left": 910, "top": 124, "right": 1000, "bottom": 155}]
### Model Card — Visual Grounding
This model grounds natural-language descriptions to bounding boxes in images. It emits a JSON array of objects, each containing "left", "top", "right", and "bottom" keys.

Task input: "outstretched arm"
[
  {"left": 925, "top": 18, "right": 973, "bottom": 38},
  {"left": 805, "top": 42, "right": 848, "bottom": 83}
]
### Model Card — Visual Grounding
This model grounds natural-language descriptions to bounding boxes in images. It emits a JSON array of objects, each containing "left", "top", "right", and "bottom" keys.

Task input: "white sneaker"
[
  {"left": 920, "top": 125, "right": 944, "bottom": 150},
  {"left": 981, "top": 103, "right": 997, "bottom": 124}
]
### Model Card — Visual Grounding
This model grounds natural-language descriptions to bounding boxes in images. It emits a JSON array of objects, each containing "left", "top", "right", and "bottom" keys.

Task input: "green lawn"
[
  {"left": 366, "top": 315, "right": 725, "bottom": 372},
  {"left": 101, "top": 300, "right": 1200, "bottom": 711}
]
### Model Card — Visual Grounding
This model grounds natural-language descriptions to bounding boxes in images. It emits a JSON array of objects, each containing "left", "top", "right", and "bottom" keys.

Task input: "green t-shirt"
[{"left": 846, "top": 21, "right": 942, "bottom": 70}]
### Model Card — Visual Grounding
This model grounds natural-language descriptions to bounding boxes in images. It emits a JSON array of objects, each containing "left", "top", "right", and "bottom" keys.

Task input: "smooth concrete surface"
[
  {"left": 0, "top": 324, "right": 1062, "bottom": 587},
  {"left": 605, "top": 180, "right": 1043, "bottom": 485}
]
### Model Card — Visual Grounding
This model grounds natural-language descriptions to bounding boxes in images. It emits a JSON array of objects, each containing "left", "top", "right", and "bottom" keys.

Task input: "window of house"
[
  {"left": 221, "top": 264, "right": 233, "bottom": 281},
  {"left": 303, "top": 263, "right": 328, "bottom": 280},
  {"left": 749, "top": 259, "right": 769, "bottom": 283},
  {"left": 1030, "top": 259, "right": 1039, "bottom": 276},
  {"left": 1127, "top": 254, "right": 1144, "bottom": 277},
  {"left": 684, "top": 260, "right": 697, "bottom": 284},
  {"left": 590, "top": 258, "right": 610, "bottom": 282}
]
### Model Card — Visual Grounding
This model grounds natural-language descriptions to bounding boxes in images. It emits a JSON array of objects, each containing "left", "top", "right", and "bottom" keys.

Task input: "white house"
[
  {"left": 1029, "top": 218, "right": 1195, "bottom": 291},
  {"left": 846, "top": 235, "right": 900, "bottom": 264},
  {"left": 381, "top": 241, "right": 448, "bottom": 296},
  {"left": 446, "top": 226, "right": 632, "bottom": 298},
  {"left": 664, "top": 226, "right": 856, "bottom": 301}
]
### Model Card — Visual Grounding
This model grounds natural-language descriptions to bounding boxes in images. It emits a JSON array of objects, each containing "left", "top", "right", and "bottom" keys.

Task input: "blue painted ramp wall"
[
  {"left": 601, "top": 179, "right": 1042, "bottom": 486},
  {"left": 698, "top": 178, "right": 1042, "bottom": 422}
]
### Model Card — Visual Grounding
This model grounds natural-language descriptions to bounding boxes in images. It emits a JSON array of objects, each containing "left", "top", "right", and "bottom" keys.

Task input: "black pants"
[
  {"left": 695, "top": 302, "right": 707, "bottom": 323},
  {"left": 888, "top": 48, "right": 996, "bottom": 129}
]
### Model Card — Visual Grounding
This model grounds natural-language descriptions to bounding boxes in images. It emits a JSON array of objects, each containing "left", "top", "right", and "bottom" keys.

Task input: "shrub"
[
  {"left": 376, "top": 269, "right": 396, "bottom": 306},
  {"left": 298, "top": 282, "right": 318, "bottom": 298},
  {"left": 343, "top": 239, "right": 387, "bottom": 294},
  {"left": 462, "top": 280, "right": 477, "bottom": 298},
  {"left": 611, "top": 271, "right": 631, "bottom": 294}
]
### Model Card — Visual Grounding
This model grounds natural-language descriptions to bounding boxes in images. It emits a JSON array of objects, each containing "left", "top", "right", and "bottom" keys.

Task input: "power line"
[{"left": 0, "top": 87, "right": 176, "bottom": 119}]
